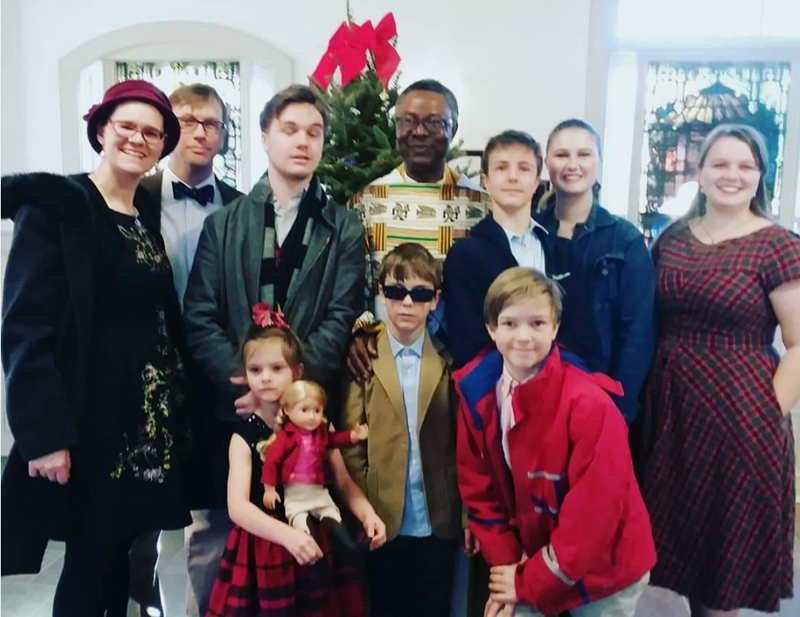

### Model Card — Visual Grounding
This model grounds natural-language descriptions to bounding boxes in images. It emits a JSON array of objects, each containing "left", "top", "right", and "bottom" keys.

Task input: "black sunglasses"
[{"left": 382, "top": 285, "right": 437, "bottom": 303}]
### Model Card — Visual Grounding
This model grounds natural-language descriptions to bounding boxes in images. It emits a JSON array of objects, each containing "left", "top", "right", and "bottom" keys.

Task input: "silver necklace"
[
  {"left": 89, "top": 173, "right": 142, "bottom": 228},
  {"left": 697, "top": 217, "right": 715, "bottom": 244},
  {"left": 697, "top": 215, "right": 760, "bottom": 245}
]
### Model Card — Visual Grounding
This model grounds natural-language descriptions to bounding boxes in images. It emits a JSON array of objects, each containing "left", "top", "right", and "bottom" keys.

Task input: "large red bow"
[
  {"left": 311, "top": 12, "right": 400, "bottom": 90},
  {"left": 252, "top": 303, "right": 291, "bottom": 331}
]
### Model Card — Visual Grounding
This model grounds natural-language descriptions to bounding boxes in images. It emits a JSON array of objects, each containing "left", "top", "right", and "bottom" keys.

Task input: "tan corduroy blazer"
[{"left": 341, "top": 329, "right": 462, "bottom": 542}]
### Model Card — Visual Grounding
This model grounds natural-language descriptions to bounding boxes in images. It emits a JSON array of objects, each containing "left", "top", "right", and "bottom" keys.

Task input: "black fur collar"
[{"left": 1, "top": 173, "right": 91, "bottom": 222}]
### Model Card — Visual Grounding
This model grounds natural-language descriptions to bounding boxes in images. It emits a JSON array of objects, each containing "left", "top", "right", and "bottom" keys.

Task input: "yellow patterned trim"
[
  {"left": 439, "top": 226, "right": 454, "bottom": 254},
  {"left": 373, "top": 223, "right": 386, "bottom": 251}
]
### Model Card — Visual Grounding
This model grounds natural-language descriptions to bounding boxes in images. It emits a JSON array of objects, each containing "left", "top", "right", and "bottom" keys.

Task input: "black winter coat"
[{"left": 0, "top": 173, "right": 185, "bottom": 574}]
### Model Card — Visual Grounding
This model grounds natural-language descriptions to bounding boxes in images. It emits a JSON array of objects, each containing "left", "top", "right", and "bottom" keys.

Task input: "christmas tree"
[{"left": 314, "top": 67, "right": 401, "bottom": 205}]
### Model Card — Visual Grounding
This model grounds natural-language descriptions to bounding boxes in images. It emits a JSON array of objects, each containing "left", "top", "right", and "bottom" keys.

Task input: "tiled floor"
[
  {"left": 1, "top": 511, "right": 798, "bottom": 617},
  {"left": 1, "top": 529, "right": 188, "bottom": 617}
]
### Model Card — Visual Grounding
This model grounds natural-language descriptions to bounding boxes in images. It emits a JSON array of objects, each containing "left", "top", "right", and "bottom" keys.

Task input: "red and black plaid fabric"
[
  {"left": 207, "top": 522, "right": 367, "bottom": 617},
  {"left": 642, "top": 223, "right": 800, "bottom": 612}
]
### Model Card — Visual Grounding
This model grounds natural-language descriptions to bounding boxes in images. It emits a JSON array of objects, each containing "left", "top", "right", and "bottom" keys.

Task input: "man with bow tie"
[
  {"left": 140, "top": 83, "right": 241, "bottom": 310},
  {"left": 134, "top": 83, "right": 241, "bottom": 617}
]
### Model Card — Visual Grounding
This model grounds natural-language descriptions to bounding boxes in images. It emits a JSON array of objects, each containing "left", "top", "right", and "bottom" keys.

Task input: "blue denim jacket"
[{"left": 535, "top": 201, "right": 656, "bottom": 423}]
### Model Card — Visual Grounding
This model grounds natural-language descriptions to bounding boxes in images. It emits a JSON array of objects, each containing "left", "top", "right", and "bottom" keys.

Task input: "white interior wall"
[{"left": 0, "top": 0, "right": 591, "bottom": 176}]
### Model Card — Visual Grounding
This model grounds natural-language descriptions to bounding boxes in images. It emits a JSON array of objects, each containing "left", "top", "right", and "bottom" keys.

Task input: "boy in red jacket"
[{"left": 455, "top": 267, "right": 655, "bottom": 616}]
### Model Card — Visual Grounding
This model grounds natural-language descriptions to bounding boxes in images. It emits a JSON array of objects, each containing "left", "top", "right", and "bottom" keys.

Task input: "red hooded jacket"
[{"left": 454, "top": 346, "right": 655, "bottom": 614}]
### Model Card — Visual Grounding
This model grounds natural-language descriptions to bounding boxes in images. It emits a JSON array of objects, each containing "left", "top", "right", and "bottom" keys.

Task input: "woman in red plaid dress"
[
  {"left": 207, "top": 313, "right": 387, "bottom": 617},
  {"left": 642, "top": 125, "right": 800, "bottom": 615}
]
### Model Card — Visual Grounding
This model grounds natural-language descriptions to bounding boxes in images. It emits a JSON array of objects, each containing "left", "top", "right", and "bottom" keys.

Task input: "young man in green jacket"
[{"left": 182, "top": 84, "right": 365, "bottom": 615}]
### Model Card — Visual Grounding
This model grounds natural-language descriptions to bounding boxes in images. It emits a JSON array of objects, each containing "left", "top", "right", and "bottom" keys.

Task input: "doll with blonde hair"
[
  {"left": 262, "top": 379, "right": 368, "bottom": 553},
  {"left": 207, "top": 304, "right": 384, "bottom": 616}
]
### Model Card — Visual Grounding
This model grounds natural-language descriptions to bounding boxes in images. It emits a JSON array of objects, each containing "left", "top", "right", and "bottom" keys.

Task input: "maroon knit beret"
[{"left": 83, "top": 79, "right": 180, "bottom": 159}]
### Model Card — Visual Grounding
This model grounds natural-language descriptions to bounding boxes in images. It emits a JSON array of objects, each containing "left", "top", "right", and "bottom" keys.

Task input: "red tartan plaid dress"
[
  {"left": 642, "top": 222, "right": 800, "bottom": 612},
  {"left": 206, "top": 415, "right": 367, "bottom": 617}
]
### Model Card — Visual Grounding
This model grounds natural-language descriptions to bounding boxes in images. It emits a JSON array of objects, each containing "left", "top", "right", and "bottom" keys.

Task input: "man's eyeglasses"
[
  {"left": 382, "top": 285, "right": 437, "bottom": 303},
  {"left": 108, "top": 119, "right": 165, "bottom": 145},
  {"left": 179, "top": 116, "right": 226, "bottom": 136},
  {"left": 396, "top": 116, "right": 452, "bottom": 134}
]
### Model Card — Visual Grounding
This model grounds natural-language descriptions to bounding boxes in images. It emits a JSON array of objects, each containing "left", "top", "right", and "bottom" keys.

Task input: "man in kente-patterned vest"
[{"left": 349, "top": 79, "right": 488, "bottom": 326}]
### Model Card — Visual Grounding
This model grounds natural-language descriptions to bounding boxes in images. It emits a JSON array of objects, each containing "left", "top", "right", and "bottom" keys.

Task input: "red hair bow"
[{"left": 252, "top": 303, "right": 291, "bottom": 331}]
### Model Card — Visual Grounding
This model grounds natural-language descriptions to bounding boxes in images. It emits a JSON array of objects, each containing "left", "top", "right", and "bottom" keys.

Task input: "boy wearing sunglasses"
[{"left": 341, "top": 243, "right": 466, "bottom": 617}]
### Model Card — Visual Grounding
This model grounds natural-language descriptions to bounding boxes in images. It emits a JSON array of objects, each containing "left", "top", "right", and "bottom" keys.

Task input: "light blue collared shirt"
[
  {"left": 160, "top": 166, "right": 223, "bottom": 311},
  {"left": 501, "top": 218, "right": 547, "bottom": 272},
  {"left": 387, "top": 330, "right": 432, "bottom": 537}
]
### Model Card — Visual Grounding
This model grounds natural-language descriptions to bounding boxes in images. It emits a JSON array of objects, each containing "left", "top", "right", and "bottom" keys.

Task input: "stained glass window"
[
  {"left": 115, "top": 61, "right": 242, "bottom": 189},
  {"left": 639, "top": 62, "right": 791, "bottom": 236}
]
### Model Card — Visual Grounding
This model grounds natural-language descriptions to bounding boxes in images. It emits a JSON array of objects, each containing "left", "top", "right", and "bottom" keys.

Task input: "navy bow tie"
[{"left": 172, "top": 182, "right": 214, "bottom": 206}]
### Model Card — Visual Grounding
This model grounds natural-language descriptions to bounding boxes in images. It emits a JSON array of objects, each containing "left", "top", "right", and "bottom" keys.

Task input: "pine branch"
[{"left": 316, "top": 64, "right": 402, "bottom": 204}]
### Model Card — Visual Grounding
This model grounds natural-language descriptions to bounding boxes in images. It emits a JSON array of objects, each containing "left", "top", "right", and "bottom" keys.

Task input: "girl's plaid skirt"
[{"left": 207, "top": 523, "right": 367, "bottom": 617}]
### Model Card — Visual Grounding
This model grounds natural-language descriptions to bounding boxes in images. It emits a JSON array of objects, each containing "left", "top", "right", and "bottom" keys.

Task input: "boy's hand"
[
  {"left": 230, "top": 376, "right": 259, "bottom": 417},
  {"left": 464, "top": 527, "right": 481, "bottom": 556},
  {"left": 483, "top": 598, "right": 514, "bottom": 617},
  {"left": 489, "top": 564, "right": 518, "bottom": 605},
  {"left": 345, "top": 332, "right": 379, "bottom": 383},
  {"left": 263, "top": 486, "right": 281, "bottom": 510},
  {"left": 361, "top": 509, "right": 387, "bottom": 550},
  {"left": 350, "top": 424, "right": 369, "bottom": 443}
]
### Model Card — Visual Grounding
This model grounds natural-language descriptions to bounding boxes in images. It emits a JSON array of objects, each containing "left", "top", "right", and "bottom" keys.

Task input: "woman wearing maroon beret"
[{"left": 1, "top": 80, "right": 190, "bottom": 615}]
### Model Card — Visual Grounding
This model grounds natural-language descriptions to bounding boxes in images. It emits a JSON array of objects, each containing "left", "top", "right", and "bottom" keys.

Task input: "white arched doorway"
[{"left": 59, "top": 21, "right": 294, "bottom": 189}]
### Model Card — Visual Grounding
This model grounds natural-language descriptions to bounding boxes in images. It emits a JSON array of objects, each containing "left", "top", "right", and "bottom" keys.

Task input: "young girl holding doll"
[{"left": 207, "top": 304, "right": 386, "bottom": 616}]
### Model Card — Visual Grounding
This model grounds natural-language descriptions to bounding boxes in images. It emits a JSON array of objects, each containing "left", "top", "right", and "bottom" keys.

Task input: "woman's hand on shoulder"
[{"left": 28, "top": 449, "right": 70, "bottom": 484}]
